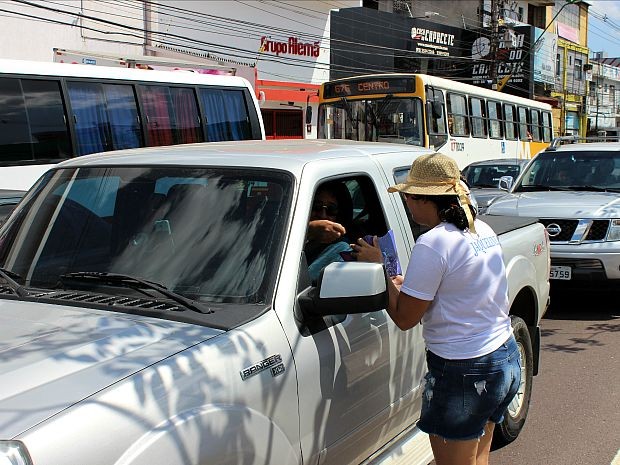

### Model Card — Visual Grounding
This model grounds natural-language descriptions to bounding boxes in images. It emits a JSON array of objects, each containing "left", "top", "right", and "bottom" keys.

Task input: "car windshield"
[
  {"left": 515, "top": 151, "right": 620, "bottom": 192},
  {"left": 463, "top": 163, "right": 523, "bottom": 188},
  {"left": 0, "top": 166, "right": 291, "bottom": 304}
]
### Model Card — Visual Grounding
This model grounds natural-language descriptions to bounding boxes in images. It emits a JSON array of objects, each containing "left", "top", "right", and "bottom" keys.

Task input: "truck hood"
[
  {"left": 0, "top": 299, "right": 222, "bottom": 438},
  {"left": 487, "top": 191, "right": 620, "bottom": 218}
]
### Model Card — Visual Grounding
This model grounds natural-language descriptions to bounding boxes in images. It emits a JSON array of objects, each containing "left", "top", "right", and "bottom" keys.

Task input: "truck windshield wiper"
[
  {"left": 0, "top": 267, "right": 28, "bottom": 297},
  {"left": 60, "top": 272, "right": 212, "bottom": 314}
]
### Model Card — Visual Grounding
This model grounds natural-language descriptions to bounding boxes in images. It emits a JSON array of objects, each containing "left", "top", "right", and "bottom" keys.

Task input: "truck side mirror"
[
  {"left": 499, "top": 175, "right": 513, "bottom": 191},
  {"left": 306, "top": 105, "right": 313, "bottom": 124},
  {"left": 298, "top": 262, "right": 387, "bottom": 317}
]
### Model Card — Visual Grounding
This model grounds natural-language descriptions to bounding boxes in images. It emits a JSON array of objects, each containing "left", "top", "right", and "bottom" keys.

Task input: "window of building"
[
  {"left": 556, "top": 53, "right": 561, "bottom": 77},
  {"left": 553, "top": 2, "right": 580, "bottom": 29},
  {"left": 575, "top": 58, "right": 583, "bottom": 80},
  {"left": 261, "top": 109, "right": 303, "bottom": 139}
]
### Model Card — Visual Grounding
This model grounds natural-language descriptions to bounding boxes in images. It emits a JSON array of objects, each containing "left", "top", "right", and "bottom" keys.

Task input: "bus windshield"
[{"left": 318, "top": 97, "right": 424, "bottom": 146}]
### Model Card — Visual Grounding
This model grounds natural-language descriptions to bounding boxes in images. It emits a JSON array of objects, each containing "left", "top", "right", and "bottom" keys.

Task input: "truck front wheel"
[{"left": 492, "top": 315, "right": 534, "bottom": 449}]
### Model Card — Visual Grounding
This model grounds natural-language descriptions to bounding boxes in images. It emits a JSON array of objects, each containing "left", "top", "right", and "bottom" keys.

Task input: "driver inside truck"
[{"left": 304, "top": 181, "right": 353, "bottom": 282}]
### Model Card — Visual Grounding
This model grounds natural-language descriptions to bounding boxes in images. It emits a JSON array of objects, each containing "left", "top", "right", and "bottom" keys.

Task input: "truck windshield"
[
  {"left": 515, "top": 151, "right": 620, "bottom": 192},
  {"left": 0, "top": 166, "right": 291, "bottom": 305},
  {"left": 317, "top": 97, "right": 424, "bottom": 146}
]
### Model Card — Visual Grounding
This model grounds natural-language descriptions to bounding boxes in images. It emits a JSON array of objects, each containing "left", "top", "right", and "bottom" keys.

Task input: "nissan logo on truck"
[{"left": 545, "top": 223, "right": 562, "bottom": 237}]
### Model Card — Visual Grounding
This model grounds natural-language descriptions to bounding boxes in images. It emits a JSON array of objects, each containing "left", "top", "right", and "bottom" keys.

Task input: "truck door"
[{"left": 274, "top": 161, "right": 427, "bottom": 465}]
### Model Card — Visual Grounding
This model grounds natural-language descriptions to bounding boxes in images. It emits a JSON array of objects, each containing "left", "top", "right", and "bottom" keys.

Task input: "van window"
[
  {"left": 0, "top": 77, "right": 71, "bottom": 161},
  {"left": 68, "top": 81, "right": 143, "bottom": 155}
]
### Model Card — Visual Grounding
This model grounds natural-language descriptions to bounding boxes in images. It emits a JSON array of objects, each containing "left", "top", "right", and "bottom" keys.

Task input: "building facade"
[
  {"left": 588, "top": 57, "right": 620, "bottom": 133},
  {"left": 0, "top": 0, "right": 600, "bottom": 139}
]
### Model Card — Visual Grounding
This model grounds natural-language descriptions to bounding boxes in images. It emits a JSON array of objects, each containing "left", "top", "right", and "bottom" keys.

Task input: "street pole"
[
  {"left": 490, "top": 0, "right": 499, "bottom": 89},
  {"left": 595, "top": 72, "right": 600, "bottom": 133}
]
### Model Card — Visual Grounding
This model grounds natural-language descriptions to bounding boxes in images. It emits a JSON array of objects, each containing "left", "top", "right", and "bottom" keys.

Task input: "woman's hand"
[
  {"left": 391, "top": 274, "right": 404, "bottom": 289},
  {"left": 352, "top": 236, "right": 383, "bottom": 263},
  {"left": 307, "top": 220, "right": 346, "bottom": 243}
]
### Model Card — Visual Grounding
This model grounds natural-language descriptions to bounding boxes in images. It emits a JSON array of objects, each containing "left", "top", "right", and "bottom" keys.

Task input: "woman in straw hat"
[{"left": 354, "top": 153, "right": 520, "bottom": 465}]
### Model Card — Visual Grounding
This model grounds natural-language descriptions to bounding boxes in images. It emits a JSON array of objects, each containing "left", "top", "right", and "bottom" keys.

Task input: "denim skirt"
[{"left": 417, "top": 335, "right": 521, "bottom": 441}]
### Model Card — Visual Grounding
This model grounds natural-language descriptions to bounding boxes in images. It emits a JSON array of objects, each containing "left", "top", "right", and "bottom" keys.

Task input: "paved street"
[{"left": 490, "top": 287, "right": 620, "bottom": 465}]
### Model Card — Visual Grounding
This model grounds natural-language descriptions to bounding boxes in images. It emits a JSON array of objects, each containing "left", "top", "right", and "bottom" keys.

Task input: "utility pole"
[{"left": 489, "top": 0, "right": 500, "bottom": 89}]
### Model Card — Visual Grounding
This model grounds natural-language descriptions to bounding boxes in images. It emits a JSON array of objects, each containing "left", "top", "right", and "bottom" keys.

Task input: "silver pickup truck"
[
  {"left": 0, "top": 140, "right": 549, "bottom": 465},
  {"left": 487, "top": 140, "right": 620, "bottom": 288}
]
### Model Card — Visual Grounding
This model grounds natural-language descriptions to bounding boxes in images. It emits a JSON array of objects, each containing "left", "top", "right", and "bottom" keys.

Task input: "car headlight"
[
  {"left": 608, "top": 219, "right": 620, "bottom": 241},
  {"left": 0, "top": 441, "right": 32, "bottom": 465}
]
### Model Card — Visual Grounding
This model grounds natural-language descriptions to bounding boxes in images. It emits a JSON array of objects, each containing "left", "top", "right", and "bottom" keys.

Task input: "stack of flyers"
[{"left": 363, "top": 230, "right": 402, "bottom": 277}]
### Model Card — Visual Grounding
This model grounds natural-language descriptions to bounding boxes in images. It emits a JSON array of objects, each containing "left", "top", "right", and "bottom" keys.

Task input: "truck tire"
[{"left": 492, "top": 315, "right": 533, "bottom": 450}]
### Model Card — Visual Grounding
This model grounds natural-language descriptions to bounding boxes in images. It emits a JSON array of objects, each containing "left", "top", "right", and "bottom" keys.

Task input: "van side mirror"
[
  {"left": 306, "top": 105, "right": 313, "bottom": 124},
  {"left": 498, "top": 175, "right": 513, "bottom": 191}
]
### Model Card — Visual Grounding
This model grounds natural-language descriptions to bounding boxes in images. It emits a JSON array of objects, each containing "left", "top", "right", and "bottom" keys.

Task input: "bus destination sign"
[{"left": 323, "top": 77, "right": 415, "bottom": 99}]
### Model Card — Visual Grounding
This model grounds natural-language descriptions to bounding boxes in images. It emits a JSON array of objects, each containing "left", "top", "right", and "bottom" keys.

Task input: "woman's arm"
[
  {"left": 355, "top": 237, "right": 431, "bottom": 331},
  {"left": 388, "top": 282, "right": 431, "bottom": 330}
]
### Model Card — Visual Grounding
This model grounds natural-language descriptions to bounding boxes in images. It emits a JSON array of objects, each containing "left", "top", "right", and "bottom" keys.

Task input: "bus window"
[
  {"left": 517, "top": 106, "right": 529, "bottom": 140},
  {"left": 542, "top": 111, "right": 552, "bottom": 142},
  {"left": 503, "top": 104, "right": 517, "bottom": 140},
  {"left": 447, "top": 93, "right": 469, "bottom": 136},
  {"left": 530, "top": 109, "right": 542, "bottom": 142},
  {"left": 469, "top": 97, "right": 487, "bottom": 138},
  {"left": 0, "top": 78, "right": 71, "bottom": 162},
  {"left": 487, "top": 100, "right": 503, "bottom": 139},
  {"left": 199, "top": 88, "right": 252, "bottom": 141}
]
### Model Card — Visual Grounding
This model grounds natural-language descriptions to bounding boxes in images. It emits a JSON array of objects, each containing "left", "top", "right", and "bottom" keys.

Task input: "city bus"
[
  {"left": 0, "top": 58, "right": 265, "bottom": 190},
  {"left": 317, "top": 73, "right": 553, "bottom": 168}
]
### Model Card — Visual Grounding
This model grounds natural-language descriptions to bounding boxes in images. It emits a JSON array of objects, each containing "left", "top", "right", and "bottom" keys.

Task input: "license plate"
[{"left": 550, "top": 266, "right": 572, "bottom": 280}]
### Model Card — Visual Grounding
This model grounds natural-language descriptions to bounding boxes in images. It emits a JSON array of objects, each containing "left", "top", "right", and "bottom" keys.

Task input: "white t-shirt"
[{"left": 401, "top": 219, "right": 511, "bottom": 359}]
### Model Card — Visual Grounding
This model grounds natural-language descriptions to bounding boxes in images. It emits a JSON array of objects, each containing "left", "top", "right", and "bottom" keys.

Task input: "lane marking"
[{"left": 611, "top": 449, "right": 620, "bottom": 465}]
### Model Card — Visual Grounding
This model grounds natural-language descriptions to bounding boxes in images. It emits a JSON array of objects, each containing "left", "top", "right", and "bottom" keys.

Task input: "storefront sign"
[
  {"left": 533, "top": 28, "right": 557, "bottom": 84},
  {"left": 411, "top": 27, "right": 455, "bottom": 56},
  {"left": 259, "top": 36, "right": 320, "bottom": 57},
  {"left": 409, "top": 22, "right": 460, "bottom": 57},
  {"left": 470, "top": 25, "right": 534, "bottom": 98}
]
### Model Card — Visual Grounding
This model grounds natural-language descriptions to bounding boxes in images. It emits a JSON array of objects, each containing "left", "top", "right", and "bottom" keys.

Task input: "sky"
[{"left": 586, "top": 0, "right": 620, "bottom": 57}]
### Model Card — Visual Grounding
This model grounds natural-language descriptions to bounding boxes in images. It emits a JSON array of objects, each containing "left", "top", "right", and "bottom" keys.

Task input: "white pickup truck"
[{"left": 0, "top": 140, "right": 549, "bottom": 465}]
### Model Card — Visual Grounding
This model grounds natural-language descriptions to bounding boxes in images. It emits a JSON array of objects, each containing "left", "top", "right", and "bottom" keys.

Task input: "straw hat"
[
  {"left": 388, "top": 152, "right": 461, "bottom": 195},
  {"left": 388, "top": 152, "right": 477, "bottom": 232}
]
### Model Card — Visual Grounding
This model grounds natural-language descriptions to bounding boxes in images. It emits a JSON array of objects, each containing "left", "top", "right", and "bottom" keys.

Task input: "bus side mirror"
[{"left": 306, "top": 105, "right": 313, "bottom": 124}]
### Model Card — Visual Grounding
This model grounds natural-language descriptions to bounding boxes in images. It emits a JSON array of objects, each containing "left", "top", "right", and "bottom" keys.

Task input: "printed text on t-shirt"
[{"left": 470, "top": 235, "right": 500, "bottom": 256}]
